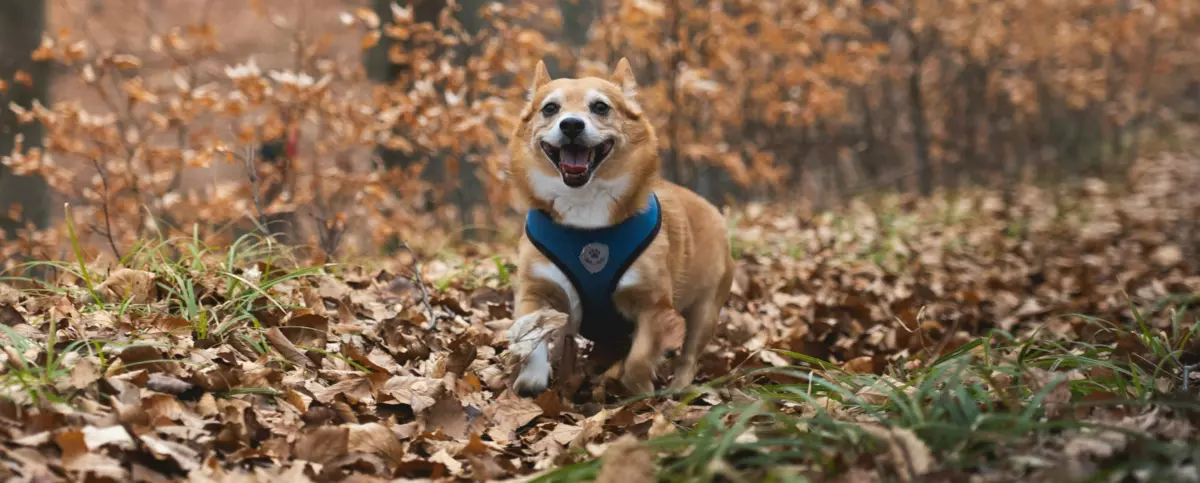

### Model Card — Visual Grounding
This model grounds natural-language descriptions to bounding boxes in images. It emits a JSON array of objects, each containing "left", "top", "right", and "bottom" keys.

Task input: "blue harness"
[{"left": 524, "top": 194, "right": 662, "bottom": 350}]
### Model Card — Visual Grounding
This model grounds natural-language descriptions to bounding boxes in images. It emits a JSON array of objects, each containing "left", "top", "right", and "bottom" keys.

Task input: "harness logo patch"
[{"left": 579, "top": 243, "right": 609, "bottom": 274}]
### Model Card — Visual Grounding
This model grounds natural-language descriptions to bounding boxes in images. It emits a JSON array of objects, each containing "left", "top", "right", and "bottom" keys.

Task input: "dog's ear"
[
  {"left": 520, "top": 60, "right": 553, "bottom": 120},
  {"left": 610, "top": 57, "right": 642, "bottom": 116},
  {"left": 610, "top": 57, "right": 639, "bottom": 98},
  {"left": 527, "top": 60, "right": 552, "bottom": 100}
]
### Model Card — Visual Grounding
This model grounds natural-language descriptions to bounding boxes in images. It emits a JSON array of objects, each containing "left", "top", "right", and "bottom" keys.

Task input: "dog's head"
[{"left": 509, "top": 58, "right": 657, "bottom": 191}]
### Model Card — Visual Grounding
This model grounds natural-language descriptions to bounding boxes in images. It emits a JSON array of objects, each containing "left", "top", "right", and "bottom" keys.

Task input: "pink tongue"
[{"left": 560, "top": 149, "right": 589, "bottom": 174}]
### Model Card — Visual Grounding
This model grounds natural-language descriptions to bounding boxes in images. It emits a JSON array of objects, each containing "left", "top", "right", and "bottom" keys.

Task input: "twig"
[
  {"left": 91, "top": 159, "right": 123, "bottom": 261},
  {"left": 925, "top": 311, "right": 965, "bottom": 363},
  {"left": 397, "top": 240, "right": 439, "bottom": 330},
  {"left": 243, "top": 145, "right": 268, "bottom": 234},
  {"left": 310, "top": 211, "right": 346, "bottom": 261},
  {"left": 265, "top": 327, "right": 314, "bottom": 369}
]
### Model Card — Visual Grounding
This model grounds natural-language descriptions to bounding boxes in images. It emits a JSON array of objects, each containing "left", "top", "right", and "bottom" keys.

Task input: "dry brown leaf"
[
  {"left": 280, "top": 312, "right": 330, "bottom": 349},
  {"left": 1151, "top": 245, "right": 1183, "bottom": 268},
  {"left": 346, "top": 422, "right": 406, "bottom": 464},
  {"left": 64, "top": 452, "right": 130, "bottom": 481},
  {"left": 82, "top": 425, "right": 136, "bottom": 451},
  {"left": 314, "top": 377, "right": 374, "bottom": 405},
  {"left": 423, "top": 397, "right": 470, "bottom": 439},
  {"left": 857, "top": 424, "right": 933, "bottom": 482},
  {"left": 140, "top": 434, "right": 201, "bottom": 471},
  {"left": 145, "top": 373, "right": 195, "bottom": 395},
  {"left": 95, "top": 268, "right": 157, "bottom": 304},
  {"left": 70, "top": 357, "right": 102, "bottom": 389},
  {"left": 429, "top": 448, "right": 465, "bottom": 476},
  {"left": 0, "top": 303, "right": 25, "bottom": 327},
  {"left": 0, "top": 283, "right": 19, "bottom": 305},
  {"left": 842, "top": 356, "right": 875, "bottom": 374},
  {"left": 265, "top": 326, "right": 315, "bottom": 369},
  {"left": 293, "top": 426, "right": 349, "bottom": 465},
  {"left": 378, "top": 375, "right": 443, "bottom": 412},
  {"left": 54, "top": 429, "right": 88, "bottom": 465},
  {"left": 487, "top": 397, "right": 544, "bottom": 439},
  {"left": 505, "top": 308, "right": 568, "bottom": 360},
  {"left": 593, "top": 434, "right": 656, "bottom": 483}
]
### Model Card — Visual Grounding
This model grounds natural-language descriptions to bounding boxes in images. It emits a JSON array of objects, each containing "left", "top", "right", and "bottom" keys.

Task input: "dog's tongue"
[{"left": 560, "top": 147, "right": 590, "bottom": 175}]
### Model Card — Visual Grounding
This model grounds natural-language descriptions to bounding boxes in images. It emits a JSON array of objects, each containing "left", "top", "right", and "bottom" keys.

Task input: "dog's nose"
[{"left": 559, "top": 117, "right": 585, "bottom": 139}]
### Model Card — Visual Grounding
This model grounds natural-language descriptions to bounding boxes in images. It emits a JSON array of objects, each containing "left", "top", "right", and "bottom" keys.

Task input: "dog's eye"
[
  {"left": 541, "top": 103, "right": 559, "bottom": 117},
  {"left": 590, "top": 101, "right": 611, "bottom": 116}
]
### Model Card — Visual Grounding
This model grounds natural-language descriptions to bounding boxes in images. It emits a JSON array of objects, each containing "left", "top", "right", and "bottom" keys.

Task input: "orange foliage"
[{"left": 2, "top": 0, "right": 1199, "bottom": 265}]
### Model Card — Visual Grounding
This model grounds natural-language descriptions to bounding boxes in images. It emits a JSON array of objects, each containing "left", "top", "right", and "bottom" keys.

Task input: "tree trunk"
[
  {"left": 551, "top": 0, "right": 597, "bottom": 77},
  {"left": 907, "top": 27, "right": 933, "bottom": 197},
  {"left": 0, "top": 0, "right": 51, "bottom": 241},
  {"left": 454, "top": 0, "right": 487, "bottom": 239}
]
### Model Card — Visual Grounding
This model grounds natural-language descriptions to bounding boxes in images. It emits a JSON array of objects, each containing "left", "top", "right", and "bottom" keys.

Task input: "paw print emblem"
[{"left": 579, "top": 242, "right": 610, "bottom": 274}]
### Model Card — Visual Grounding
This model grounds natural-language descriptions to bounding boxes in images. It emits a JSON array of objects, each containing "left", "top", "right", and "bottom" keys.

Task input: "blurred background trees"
[
  {"left": 2, "top": 0, "right": 1198, "bottom": 263},
  {"left": 0, "top": 0, "right": 52, "bottom": 242}
]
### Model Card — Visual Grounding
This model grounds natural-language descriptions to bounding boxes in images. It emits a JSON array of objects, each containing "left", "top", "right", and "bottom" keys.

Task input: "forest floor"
[{"left": 3, "top": 153, "right": 1200, "bottom": 483}]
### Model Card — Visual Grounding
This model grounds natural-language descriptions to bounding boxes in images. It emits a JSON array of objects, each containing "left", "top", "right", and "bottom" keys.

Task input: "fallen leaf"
[
  {"left": 82, "top": 425, "right": 136, "bottom": 451},
  {"left": 346, "top": 422, "right": 406, "bottom": 464},
  {"left": 0, "top": 303, "right": 25, "bottom": 326},
  {"left": 858, "top": 424, "right": 933, "bottom": 482},
  {"left": 314, "top": 377, "right": 374, "bottom": 405},
  {"left": 430, "top": 448, "right": 464, "bottom": 476},
  {"left": 594, "top": 434, "right": 656, "bottom": 483},
  {"left": 145, "top": 373, "right": 195, "bottom": 395},
  {"left": 70, "top": 357, "right": 102, "bottom": 389},
  {"left": 293, "top": 426, "right": 349, "bottom": 465},
  {"left": 378, "top": 376, "right": 443, "bottom": 412},
  {"left": 96, "top": 268, "right": 157, "bottom": 304},
  {"left": 54, "top": 430, "right": 88, "bottom": 465},
  {"left": 140, "top": 434, "right": 201, "bottom": 471},
  {"left": 506, "top": 308, "right": 568, "bottom": 359},
  {"left": 486, "top": 397, "right": 543, "bottom": 440},
  {"left": 265, "top": 326, "right": 315, "bottom": 369},
  {"left": 1151, "top": 245, "right": 1183, "bottom": 268}
]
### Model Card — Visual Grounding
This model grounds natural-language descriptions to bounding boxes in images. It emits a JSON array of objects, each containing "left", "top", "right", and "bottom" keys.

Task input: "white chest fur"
[{"left": 527, "top": 170, "right": 632, "bottom": 229}]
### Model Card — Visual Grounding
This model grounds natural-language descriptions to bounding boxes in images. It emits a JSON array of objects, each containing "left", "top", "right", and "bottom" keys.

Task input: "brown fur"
[{"left": 508, "top": 58, "right": 735, "bottom": 396}]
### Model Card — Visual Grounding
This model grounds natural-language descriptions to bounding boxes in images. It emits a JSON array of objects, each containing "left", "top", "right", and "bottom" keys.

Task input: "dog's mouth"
[{"left": 540, "top": 139, "right": 616, "bottom": 187}]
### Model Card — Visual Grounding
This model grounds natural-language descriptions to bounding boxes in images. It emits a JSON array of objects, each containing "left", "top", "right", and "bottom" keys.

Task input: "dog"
[{"left": 505, "top": 58, "right": 735, "bottom": 398}]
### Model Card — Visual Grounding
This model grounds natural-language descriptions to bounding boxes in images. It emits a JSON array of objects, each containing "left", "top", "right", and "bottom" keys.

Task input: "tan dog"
[{"left": 506, "top": 58, "right": 734, "bottom": 397}]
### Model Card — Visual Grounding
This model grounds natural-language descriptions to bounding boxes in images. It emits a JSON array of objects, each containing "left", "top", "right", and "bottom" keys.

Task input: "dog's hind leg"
[
  {"left": 669, "top": 263, "right": 733, "bottom": 391},
  {"left": 668, "top": 295, "right": 719, "bottom": 390}
]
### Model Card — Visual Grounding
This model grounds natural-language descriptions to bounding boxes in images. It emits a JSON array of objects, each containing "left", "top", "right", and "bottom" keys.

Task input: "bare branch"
[
  {"left": 243, "top": 145, "right": 268, "bottom": 234},
  {"left": 397, "top": 240, "right": 439, "bottom": 331},
  {"left": 91, "top": 159, "right": 122, "bottom": 261}
]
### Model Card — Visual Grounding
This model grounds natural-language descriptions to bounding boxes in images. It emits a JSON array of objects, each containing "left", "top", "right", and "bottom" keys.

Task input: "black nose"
[{"left": 559, "top": 117, "right": 585, "bottom": 139}]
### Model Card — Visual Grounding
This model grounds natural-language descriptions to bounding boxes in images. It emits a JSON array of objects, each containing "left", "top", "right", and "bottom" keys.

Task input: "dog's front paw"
[
  {"left": 514, "top": 372, "right": 549, "bottom": 398},
  {"left": 620, "top": 362, "right": 656, "bottom": 396},
  {"left": 513, "top": 341, "right": 552, "bottom": 398}
]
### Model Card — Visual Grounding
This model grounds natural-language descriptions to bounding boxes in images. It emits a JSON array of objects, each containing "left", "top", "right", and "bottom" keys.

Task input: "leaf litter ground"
[{"left": 3, "top": 155, "right": 1200, "bottom": 482}]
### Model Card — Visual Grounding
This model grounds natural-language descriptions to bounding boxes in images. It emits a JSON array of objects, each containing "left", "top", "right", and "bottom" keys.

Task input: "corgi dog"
[{"left": 506, "top": 58, "right": 734, "bottom": 397}]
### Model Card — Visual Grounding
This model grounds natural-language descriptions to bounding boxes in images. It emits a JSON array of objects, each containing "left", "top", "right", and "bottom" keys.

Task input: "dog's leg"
[
  {"left": 611, "top": 264, "right": 669, "bottom": 396},
  {"left": 669, "top": 297, "right": 719, "bottom": 390},
  {"left": 510, "top": 274, "right": 576, "bottom": 398},
  {"left": 670, "top": 261, "right": 732, "bottom": 391},
  {"left": 613, "top": 297, "right": 680, "bottom": 396},
  {"left": 514, "top": 339, "right": 552, "bottom": 397},
  {"left": 623, "top": 307, "right": 669, "bottom": 395}
]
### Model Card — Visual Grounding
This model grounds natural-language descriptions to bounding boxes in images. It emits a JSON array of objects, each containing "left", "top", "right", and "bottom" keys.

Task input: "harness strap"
[{"left": 524, "top": 194, "right": 662, "bottom": 348}]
